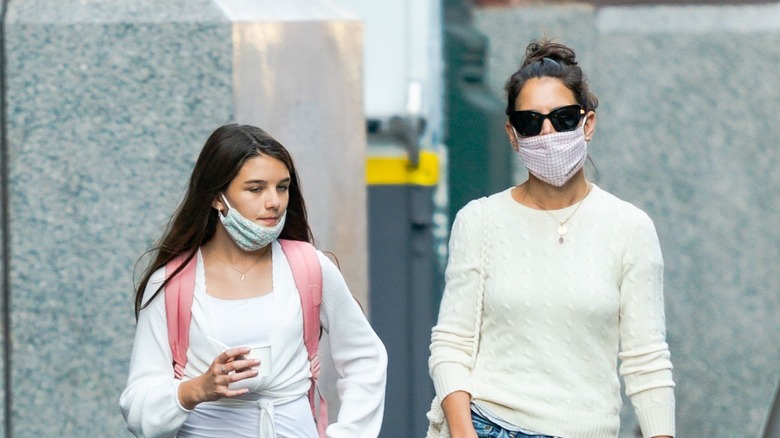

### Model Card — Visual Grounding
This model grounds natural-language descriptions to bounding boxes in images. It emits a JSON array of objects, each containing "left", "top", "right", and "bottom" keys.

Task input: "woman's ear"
[
  {"left": 504, "top": 121, "right": 519, "bottom": 152},
  {"left": 584, "top": 111, "right": 597, "bottom": 142}
]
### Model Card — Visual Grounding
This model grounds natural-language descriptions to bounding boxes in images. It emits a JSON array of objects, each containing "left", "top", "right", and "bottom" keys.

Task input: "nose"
[
  {"left": 265, "top": 190, "right": 281, "bottom": 211},
  {"left": 539, "top": 118, "right": 556, "bottom": 135}
]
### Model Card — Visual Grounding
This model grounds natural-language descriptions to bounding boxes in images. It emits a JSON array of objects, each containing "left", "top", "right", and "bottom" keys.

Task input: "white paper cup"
[
  {"left": 207, "top": 337, "right": 273, "bottom": 382},
  {"left": 242, "top": 345, "right": 272, "bottom": 377}
]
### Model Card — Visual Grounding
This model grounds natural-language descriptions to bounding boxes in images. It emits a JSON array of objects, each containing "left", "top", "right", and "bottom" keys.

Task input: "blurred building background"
[{"left": 0, "top": 0, "right": 778, "bottom": 437}]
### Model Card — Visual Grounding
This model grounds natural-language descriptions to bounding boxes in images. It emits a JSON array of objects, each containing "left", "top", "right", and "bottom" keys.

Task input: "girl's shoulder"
[{"left": 139, "top": 266, "right": 167, "bottom": 308}]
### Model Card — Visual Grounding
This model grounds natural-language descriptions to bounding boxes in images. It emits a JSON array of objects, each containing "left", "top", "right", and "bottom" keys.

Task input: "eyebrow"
[
  {"left": 517, "top": 104, "right": 579, "bottom": 114},
  {"left": 242, "top": 177, "right": 291, "bottom": 185}
]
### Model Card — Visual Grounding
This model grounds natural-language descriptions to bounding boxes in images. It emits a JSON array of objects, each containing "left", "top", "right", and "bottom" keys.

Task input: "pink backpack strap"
[
  {"left": 164, "top": 253, "right": 197, "bottom": 380},
  {"left": 279, "top": 239, "right": 328, "bottom": 437}
]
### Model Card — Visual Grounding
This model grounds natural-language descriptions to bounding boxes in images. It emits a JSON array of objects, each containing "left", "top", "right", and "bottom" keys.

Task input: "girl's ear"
[{"left": 212, "top": 196, "right": 225, "bottom": 214}]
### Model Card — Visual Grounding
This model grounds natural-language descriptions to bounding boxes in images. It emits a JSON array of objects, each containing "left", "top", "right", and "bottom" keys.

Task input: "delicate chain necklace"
[
  {"left": 525, "top": 184, "right": 592, "bottom": 244},
  {"left": 206, "top": 246, "right": 268, "bottom": 280}
]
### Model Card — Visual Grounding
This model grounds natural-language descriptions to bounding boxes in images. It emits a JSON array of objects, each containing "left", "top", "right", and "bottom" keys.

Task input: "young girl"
[
  {"left": 428, "top": 39, "right": 675, "bottom": 438},
  {"left": 120, "top": 124, "right": 387, "bottom": 437}
]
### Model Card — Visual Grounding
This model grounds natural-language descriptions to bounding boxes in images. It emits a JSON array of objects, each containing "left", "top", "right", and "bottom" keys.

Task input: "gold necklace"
[
  {"left": 206, "top": 246, "right": 268, "bottom": 280},
  {"left": 524, "top": 184, "right": 592, "bottom": 244}
]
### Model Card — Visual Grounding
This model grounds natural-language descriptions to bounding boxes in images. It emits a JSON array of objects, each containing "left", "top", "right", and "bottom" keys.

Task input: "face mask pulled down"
[
  {"left": 218, "top": 195, "right": 286, "bottom": 252},
  {"left": 515, "top": 125, "right": 588, "bottom": 187}
]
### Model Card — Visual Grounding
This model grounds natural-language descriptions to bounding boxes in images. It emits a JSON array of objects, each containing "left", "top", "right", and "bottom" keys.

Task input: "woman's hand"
[{"left": 177, "top": 347, "right": 260, "bottom": 410}]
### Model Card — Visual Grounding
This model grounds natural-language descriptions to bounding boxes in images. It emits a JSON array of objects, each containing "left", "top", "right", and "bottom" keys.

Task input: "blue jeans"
[{"left": 471, "top": 410, "right": 556, "bottom": 438}]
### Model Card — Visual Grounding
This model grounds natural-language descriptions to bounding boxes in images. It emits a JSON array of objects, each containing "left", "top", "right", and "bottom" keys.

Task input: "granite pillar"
[{"left": 4, "top": 1, "right": 232, "bottom": 435}]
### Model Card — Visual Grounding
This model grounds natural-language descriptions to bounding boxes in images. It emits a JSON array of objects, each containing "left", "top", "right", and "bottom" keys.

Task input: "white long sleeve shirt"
[
  {"left": 120, "top": 240, "right": 387, "bottom": 438},
  {"left": 429, "top": 186, "right": 675, "bottom": 438}
]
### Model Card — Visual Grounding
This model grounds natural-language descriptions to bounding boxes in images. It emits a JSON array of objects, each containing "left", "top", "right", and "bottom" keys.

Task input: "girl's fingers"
[
  {"left": 216, "top": 359, "right": 260, "bottom": 377},
  {"left": 205, "top": 348, "right": 259, "bottom": 401},
  {"left": 216, "top": 368, "right": 259, "bottom": 399},
  {"left": 233, "top": 358, "right": 261, "bottom": 373},
  {"left": 222, "top": 347, "right": 252, "bottom": 361},
  {"left": 231, "top": 368, "right": 260, "bottom": 382},
  {"left": 224, "top": 387, "right": 251, "bottom": 398}
]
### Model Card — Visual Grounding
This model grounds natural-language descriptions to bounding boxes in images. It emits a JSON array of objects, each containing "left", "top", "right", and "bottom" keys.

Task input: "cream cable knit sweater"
[
  {"left": 120, "top": 241, "right": 387, "bottom": 438},
  {"left": 429, "top": 185, "right": 675, "bottom": 438}
]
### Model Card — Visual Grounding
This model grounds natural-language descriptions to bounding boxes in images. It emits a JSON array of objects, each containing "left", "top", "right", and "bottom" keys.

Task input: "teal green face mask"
[{"left": 218, "top": 195, "right": 286, "bottom": 252}]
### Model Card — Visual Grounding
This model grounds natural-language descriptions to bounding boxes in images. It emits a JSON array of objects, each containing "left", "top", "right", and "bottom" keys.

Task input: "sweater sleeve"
[
  {"left": 428, "top": 200, "right": 485, "bottom": 400},
  {"left": 317, "top": 252, "right": 388, "bottom": 438},
  {"left": 119, "top": 270, "right": 191, "bottom": 438},
  {"left": 617, "top": 212, "right": 676, "bottom": 437}
]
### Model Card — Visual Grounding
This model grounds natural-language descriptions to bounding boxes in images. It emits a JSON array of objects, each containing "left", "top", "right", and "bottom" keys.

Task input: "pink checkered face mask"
[{"left": 514, "top": 125, "right": 588, "bottom": 187}]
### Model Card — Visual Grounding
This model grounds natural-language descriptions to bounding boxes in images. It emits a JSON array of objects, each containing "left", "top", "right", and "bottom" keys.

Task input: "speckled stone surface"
[
  {"left": 4, "top": 0, "right": 232, "bottom": 435},
  {"left": 474, "top": 4, "right": 780, "bottom": 437},
  {"left": 1, "top": 0, "right": 6, "bottom": 425},
  {"left": 0, "top": 105, "right": 7, "bottom": 438}
]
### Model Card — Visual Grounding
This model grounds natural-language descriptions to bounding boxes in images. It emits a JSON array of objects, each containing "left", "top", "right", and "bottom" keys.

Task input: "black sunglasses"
[{"left": 509, "top": 104, "right": 585, "bottom": 137}]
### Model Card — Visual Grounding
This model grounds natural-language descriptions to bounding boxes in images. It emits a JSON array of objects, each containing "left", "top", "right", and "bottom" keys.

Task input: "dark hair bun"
[
  {"left": 503, "top": 37, "right": 598, "bottom": 115},
  {"left": 522, "top": 39, "right": 578, "bottom": 69}
]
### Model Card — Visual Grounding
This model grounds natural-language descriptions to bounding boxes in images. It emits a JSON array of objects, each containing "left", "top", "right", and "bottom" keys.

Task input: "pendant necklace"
[
  {"left": 525, "top": 184, "right": 592, "bottom": 244},
  {"left": 206, "top": 246, "right": 268, "bottom": 280}
]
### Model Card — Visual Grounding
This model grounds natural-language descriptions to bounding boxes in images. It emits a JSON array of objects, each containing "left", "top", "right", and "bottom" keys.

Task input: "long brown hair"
[{"left": 134, "top": 124, "right": 313, "bottom": 318}]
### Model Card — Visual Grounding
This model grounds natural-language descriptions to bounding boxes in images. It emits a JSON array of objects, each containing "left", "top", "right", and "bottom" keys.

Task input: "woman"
[
  {"left": 427, "top": 39, "right": 675, "bottom": 438},
  {"left": 120, "top": 124, "right": 387, "bottom": 437}
]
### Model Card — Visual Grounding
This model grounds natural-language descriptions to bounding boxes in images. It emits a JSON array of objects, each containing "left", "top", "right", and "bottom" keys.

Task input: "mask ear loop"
[
  {"left": 582, "top": 113, "right": 591, "bottom": 142},
  {"left": 217, "top": 194, "right": 232, "bottom": 218},
  {"left": 511, "top": 127, "right": 522, "bottom": 150}
]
